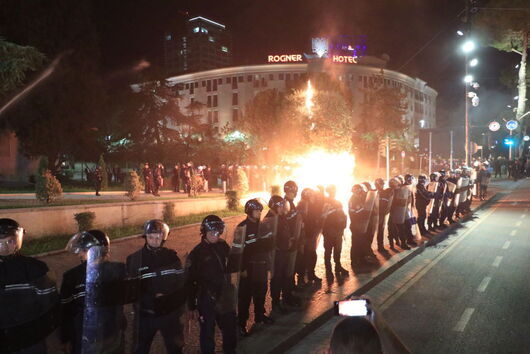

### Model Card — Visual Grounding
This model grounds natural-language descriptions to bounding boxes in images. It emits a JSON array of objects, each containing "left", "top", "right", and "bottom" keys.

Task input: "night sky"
[{"left": 179, "top": 0, "right": 520, "bottom": 128}]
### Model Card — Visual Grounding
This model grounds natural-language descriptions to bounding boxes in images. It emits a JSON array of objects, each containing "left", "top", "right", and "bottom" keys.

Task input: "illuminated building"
[
  {"left": 166, "top": 56, "right": 437, "bottom": 143},
  {"left": 164, "top": 16, "right": 232, "bottom": 75}
]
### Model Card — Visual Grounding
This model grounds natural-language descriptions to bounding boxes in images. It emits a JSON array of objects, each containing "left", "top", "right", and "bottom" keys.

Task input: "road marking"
[
  {"left": 492, "top": 256, "right": 503, "bottom": 267},
  {"left": 378, "top": 203, "right": 501, "bottom": 311},
  {"left": 477, "top": 276, "right": 492, "bottom": 292},
  {"left": 454, "top": 308, "right": 475, "bottom": 332},
  {"left": 502, "top": 241, "right": 511, "bottom": 250},
  {"left": 510, "top": 230, "right": 517, "bottom": 237},
  {"left": 515, "top": 221, "right": 522, "bottom": 227}
]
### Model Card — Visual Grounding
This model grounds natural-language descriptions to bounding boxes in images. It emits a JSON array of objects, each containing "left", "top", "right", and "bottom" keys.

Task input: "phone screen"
[{"left": 336, "top": 299, "right": 368, "bottom": 316}]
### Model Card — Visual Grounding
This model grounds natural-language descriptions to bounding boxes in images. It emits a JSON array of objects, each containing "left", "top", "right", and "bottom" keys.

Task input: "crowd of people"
[{"left": 1, "top": 158, "right": 498, "bottom": 353}]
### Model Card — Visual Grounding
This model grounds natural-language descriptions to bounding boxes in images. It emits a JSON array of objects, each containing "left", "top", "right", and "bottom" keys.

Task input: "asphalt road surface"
[{"left": 288, "top": 178, "right": 529, "bottom": 354}]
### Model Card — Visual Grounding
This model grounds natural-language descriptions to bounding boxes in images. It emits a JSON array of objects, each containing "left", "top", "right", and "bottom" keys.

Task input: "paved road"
[{"left": 287, "top": 178, "right": 529, "bottom": 354}]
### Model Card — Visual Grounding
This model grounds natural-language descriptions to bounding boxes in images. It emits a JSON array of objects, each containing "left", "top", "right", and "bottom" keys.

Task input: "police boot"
[
  {"left": 325, "top": 259, "right": 333, "bottom": 275},
  {"left": 335, "top": 264, "right": 349, "bottom": 276}
]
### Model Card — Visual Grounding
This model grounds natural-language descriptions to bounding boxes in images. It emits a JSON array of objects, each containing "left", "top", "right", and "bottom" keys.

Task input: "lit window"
[
  {"left": 209, "top": 36, "right": 215, "bottom": 42},
  {"left": 201, "top": 28, "right": 208, "bottom": 34},
  {"left": 165, "top": 34, "right": 172, "bottom": 40},
  {"left": 193, "top": 27, "right": 200, "bottom": 33},
  {"left": 221, "top": 46, "right": 228, "bottom": 52}
]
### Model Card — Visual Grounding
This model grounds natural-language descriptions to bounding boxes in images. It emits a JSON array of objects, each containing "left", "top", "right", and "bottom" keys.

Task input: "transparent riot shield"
[
  {"left": 287, "top": 213, "right": 303, "bottom": 277},
  {"left": 390, "top": 187, "right": 410, "bottom": 224},
  {"left": 368, "top": 192, "right": 380, "bottom": 236},
  {"left": 426, "top": 182, "right": 438, "bottom": 214},
  {"left": 0, "top": 273, "right": 59, "bottom": 353},
  {"left": 225, "top": 225, "right": 246, "bottom": 311},
  {"left": 356, "top": 190, "right": 377, "bottom": 234},
  {"left": 452, "top": 179, "right": 463, "bottom": 208},
  {"left": 82, "top": 246, "right": 128, "bottom": 354},
  {"left": 445, "top": 181, "right": 457, "bottom": 207},
  {"left": 457, "top": 178, "right": 469, "bottom": 207},
  {"left": 259, "top": 216, "right": 278, "bottom": 278},
  {"left": 127, "top": 246, "right": 187, "bottom": 352}
]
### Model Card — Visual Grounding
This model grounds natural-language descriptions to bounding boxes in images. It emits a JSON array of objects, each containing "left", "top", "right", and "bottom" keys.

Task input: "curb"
[
  {"left": 33, "top": 214, "right": 244, "bottom": 258},
  {"left": 268, "top": 192, "right": 502, "bottom": 354}
]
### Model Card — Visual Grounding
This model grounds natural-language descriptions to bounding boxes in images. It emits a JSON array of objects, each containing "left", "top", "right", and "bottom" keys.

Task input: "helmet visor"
[{"left": 0, "top": 229, "right": 23, "bottom": 256}]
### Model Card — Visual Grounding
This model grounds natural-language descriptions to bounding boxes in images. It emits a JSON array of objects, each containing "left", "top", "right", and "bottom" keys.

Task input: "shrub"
[
  {"left": 163, "top": 202, "right": 176, "bottom": 223},
  {"left": 225, "top": 190, "right": 240, "bottom": 211},
  {"left": 74, "top": 212, "right": 96, "bottom": 231},
  {"left": 233, "top": 168, "right": 249, "bottom": 196},
  {"left": 35, "top": 170, "right": 63, "bottom": 203},
  {"left": 98, "top": 154, "right": 109, "bottom": 190},
  {"left": 270, "top": 185, "right": 280, "bottom": 196},
  {"left": 124, "top": 170, "right": 142, "bottom": 200}
]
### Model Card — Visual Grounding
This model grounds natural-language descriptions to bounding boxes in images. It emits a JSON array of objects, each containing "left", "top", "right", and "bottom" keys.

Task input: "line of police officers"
[{"left": 0, "top": 168, "right": 478, "bottom": 353}]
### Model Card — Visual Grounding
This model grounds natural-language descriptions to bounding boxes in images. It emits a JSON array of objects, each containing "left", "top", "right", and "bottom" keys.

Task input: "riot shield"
[
  {"left": 470, "top": 170, "right": 478, "bottom": 197},
  {"left": 380, "top": 190, "right": 394, "bottom": 216},
  {"left": 258, "top": 216, "right": 278, "bottom": 278},
  {"left": 82, "top": 246, "right": 128, "bottom": 354},
  {"left": 356, "top": 190, "right": 378, "bottom": 234},
  {"left": 426, "top": 182, "right": 438, "bottom": 214},
  {"left": 287, "top": 213, "right": 303, "bottom": 277},
  {"left": 0, "top": 273, "right": 59, "bottom": 353},
  {"left": 458, "top": 177, "right": 470, "bottom": 206},
  {"left": 367, "top": 192, "right": 380, "bottom": 236},
  {"left": 391, "top": 187, "right": 410, "bottom": 224},
  {"left": 446, "top": 181, "right": 457, "bottom": 207},
  {"left": 225, "top": 225, "right": 246, "bottom": 313},
  {"left": 452, "top": 179, "right": 463, "bottom": 208}
]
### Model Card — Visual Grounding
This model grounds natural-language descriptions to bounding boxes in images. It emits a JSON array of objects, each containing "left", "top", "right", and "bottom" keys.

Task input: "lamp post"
[{"left": 462, "top": 40, "right": 475, "bottom": 166}]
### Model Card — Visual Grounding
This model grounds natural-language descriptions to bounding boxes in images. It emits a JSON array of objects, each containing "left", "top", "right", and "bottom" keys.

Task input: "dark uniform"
[
  {"left": 304, "top": 191, "right": 324, "bottom": 282},
  {"left": 127, "top": 246, "right": 185, "bottom": 354},
  {"left": 94, "top": 167, "right": 103, "bottom": 196},
  {"left": 322, "top": 194, "right": 348, "bottom": 275},
  {"left": 236, "top": 217, "right": 270, "bottom": 330},
  {"left": 152, "top": 164, "right": 165, "bottom": 197},
  {"left": 415, "top": 175, "right": 434, "bottom": 236},
  {"left": 375, "top": 179, "right": 393, "bottom": 252},
  {"left": 187, "top": 216, "right": 237, "bottom": 354},
  {"left": 60, "top": 261, "right": 127, "bottom": 354},
  {"left": 1, "top": 255, "right": 59, "bottom": 353},
  {"left": 428, "top": 173, "right": 446, "bottom": 231},
  {"left": 143, "top": 164, "right": 153, "bottom": 194},
  {"left": 349, "top": 184, "right": 368, "bottom": 265}
]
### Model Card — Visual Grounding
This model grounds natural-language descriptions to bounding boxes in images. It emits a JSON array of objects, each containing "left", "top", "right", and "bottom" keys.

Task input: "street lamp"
[
  {"left": 457, "top": 30, "right": 464, "bottom": 36},
  {"left": 469, "top": 58, "right": 478, "bottom": 67},
  {"left": 464, "top": 75, "right": 474, "bottom": 83},
  {"left": 461, "top": 39, "right": 476, "bottom": 166},
  {"left": 462, "top": 40, "right": 475, "bottom": 53}
]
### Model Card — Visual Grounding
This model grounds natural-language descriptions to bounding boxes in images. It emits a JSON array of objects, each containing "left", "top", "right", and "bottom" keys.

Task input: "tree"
[
  {"left": 355, "top": 73, "right": 408, "bottom": 164},
  {"left": 475, "top": 1, "right": 530, "bottom": 121},
  {"left": 0, "top": 38, "right": 45, "bottom": 99},
  {"left": 1, "top": 0, "right": 108, "bottom": 174}
]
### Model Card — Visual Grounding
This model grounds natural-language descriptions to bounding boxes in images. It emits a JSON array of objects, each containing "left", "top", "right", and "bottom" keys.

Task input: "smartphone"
[{"left": 334, "top": 298, "right": 370, "bottom": 317}]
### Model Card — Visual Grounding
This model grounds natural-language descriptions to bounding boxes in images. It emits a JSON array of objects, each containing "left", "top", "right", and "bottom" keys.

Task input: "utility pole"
[
  {"left": 450, "top": 130, "right": 454, "bottom": 170},
  {"left": 428, "top": 131, "right": 432, "bottom": 175}
]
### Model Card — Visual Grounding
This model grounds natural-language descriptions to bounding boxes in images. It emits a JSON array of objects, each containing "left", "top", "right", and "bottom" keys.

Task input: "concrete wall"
[{"left": 0, "top": 197, "right": 227, "bottom": 238}]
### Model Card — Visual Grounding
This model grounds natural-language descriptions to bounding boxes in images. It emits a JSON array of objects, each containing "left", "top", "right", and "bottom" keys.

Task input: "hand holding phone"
[{"left": 334, "top": 298, "right": 371, "bottom": 317}]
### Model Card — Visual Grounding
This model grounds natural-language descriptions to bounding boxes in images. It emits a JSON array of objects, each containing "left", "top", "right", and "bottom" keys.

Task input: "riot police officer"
[
  {"left": 283, "top": 180, "right": 298, "bottom": 212},
  {"left": 295, "top": 188, "right": 313, "bottom": 286},
  {"left": 349, "top": 184, "right": 369, "bottom": 265},
  {"left": 322, "top": 185, "right": 348, "bottom": 277},
  {"left": 415, "top": 174, "right": 435, "bottom": 237},
  {"left": 0, "top": 218, "right": 59, "bottom": 353},
  {"left": 375, "top": 178, "right": 393, "bottom": 253},
  {"left": 187, "top": 215, "right": 237, "bottom": 354},
  {"left": 428, "top": 172, "right": 446, "bottom": 231},
  {"left": 403, "top": 174, "right": 417, "bottom": 246},
  {"left": 60, "top": 229, "right": 127, "bottom": 354},
  {"left": 126, "top": 220, "right": 185, "bottom": 354},
  {"left": 143, "top": 163, "right": 153, "bottom": 194},
  {"left": 237, "top": 199, "right": 273, "bottom": 337}
]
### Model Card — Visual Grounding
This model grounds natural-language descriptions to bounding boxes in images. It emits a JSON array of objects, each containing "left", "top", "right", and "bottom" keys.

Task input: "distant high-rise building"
[{"left": 164, "top": 16, "right": 232, "bottom": 75}]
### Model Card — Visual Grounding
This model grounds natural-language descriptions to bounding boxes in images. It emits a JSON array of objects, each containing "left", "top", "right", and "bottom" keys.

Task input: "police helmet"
[
  {"left": 389, "top": 178, "right": 400, "bottom": 189},
  {"left": 0, "top": 218, "right": 24, "bottom": 254},
  {"left": 301, "top": 188, "right": 313, "bottom": 201},
  {"left": 429, "top": 173, "right": 438, "bottom": 182},
  {"left": 65, "top": 229, "right": 110, "bottom": 254},
  {"left": 244, "top": 199, "right": 263, "bottom": 216},
  {"left": 404, "top": 174, "right": 414, "bottom": 185},
  {"left": 268, "top": 195, "right": 287, "bottom": 211},
  {"left": 418, "top": 174, "right": 428, "bottom": 184},
  {"left": 200, "top": 215, "right": 225, "bottom": 237},
  {"left": 283, "top": 180, "right": 298, "bottom": 195},
  {"left": 374, "top": 178, "right": 385, "bottom": 188},
  {"left": 143, "top": 219, "right": 170, "bottom": 242},
  {"left": 351, "top": 184, "right": 366, "bottom": 194},
  {"left": 395, "top": 175, "right": 405, "bottom": 184}
]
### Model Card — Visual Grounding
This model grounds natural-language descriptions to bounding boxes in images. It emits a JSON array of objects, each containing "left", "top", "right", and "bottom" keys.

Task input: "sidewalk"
[
  {"left": 0, "top": 189, "right": 224, "bottom": 200},
  {"left": 36, "top": 182, "right": 505, "bottom": 353}
]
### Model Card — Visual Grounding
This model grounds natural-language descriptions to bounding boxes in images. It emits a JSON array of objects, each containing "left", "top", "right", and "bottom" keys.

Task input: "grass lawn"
[{"left": 21, "top": 208, "right": 244, "bottom": 256}]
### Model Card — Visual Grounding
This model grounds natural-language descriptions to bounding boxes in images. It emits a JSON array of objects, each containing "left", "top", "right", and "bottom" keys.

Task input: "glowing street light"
[
  {"left": 462, "top": 40, "right": 475, "bottom": 53},
  {"left": 464, "top": 75, "right": 473, "bottom": 83},
  {"left": 469, "top": 58, "right": 478, "bottom": 67},
  {"left": 457, "top": 30, "right": 464, "bottom": 36}
]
